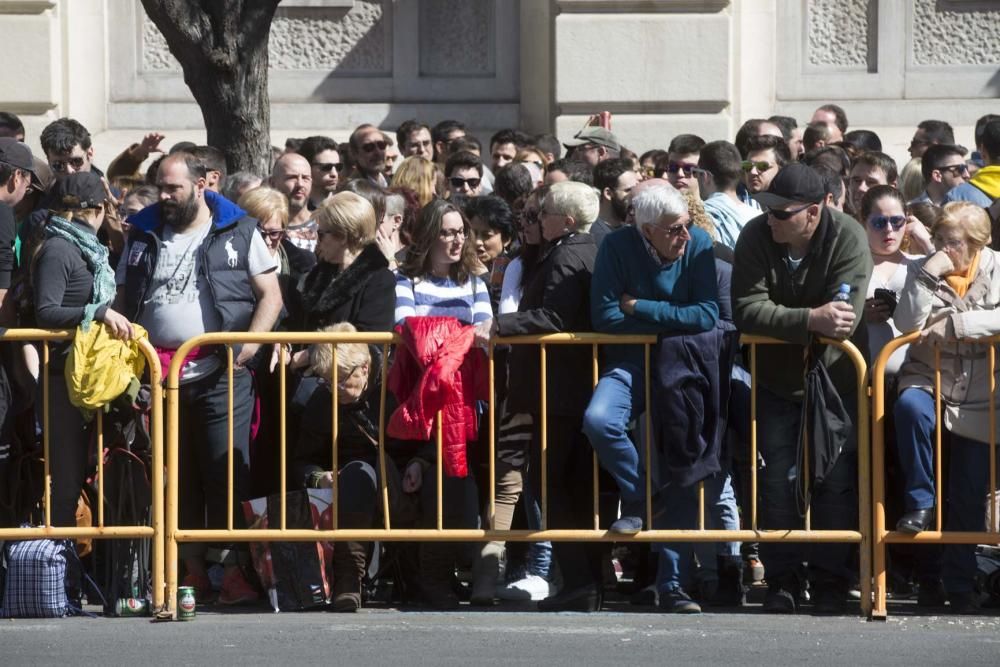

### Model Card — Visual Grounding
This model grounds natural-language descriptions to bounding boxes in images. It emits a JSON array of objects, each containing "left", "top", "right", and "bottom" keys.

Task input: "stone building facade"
[{"left": 1, "top": 0, "right": 998, "bottom": 169}]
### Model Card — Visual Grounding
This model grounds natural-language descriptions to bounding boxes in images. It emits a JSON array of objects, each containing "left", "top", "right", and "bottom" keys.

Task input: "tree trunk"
[{"left": 139, "top": 0, "right": 281, "bottom": 176}]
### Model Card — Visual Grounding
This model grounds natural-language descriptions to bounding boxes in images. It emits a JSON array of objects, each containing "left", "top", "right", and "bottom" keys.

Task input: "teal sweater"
[{"left": 591, "top": 225, "right": 719, "bottom": 368}]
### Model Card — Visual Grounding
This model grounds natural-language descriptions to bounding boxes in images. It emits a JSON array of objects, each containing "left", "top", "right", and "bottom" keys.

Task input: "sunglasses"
[
  {"left": 257, "top": 226, "right": 286, "bottom": 241},
  {"left": 314, "top": 162, "right": 343, "bottom": 173},
  {"left": 868, "top": 215, "right": 906, "bottom": 231},
  {"left": 664, "top": 162, "right": 702, "bottom": 177},
  {"left": 769, "top": 202, "right": 816, "bottom": 220},
  {"left": 652, "top": 220, "right": 693, "bottom": 237},
  {"left": 449, "top": 176, "right": 481, "bottom": 189},
  {"left": 741, "top": 160, "right": 774, "bottom": 173},
  {"left": 361, "top": 140, "right": 387, "bottom": 153},
  {"left": 50, "top": 156, "right": 86, "bottom": 172},
  {"left": 937, "top": 163, "right": 969, "bottom": 176}
]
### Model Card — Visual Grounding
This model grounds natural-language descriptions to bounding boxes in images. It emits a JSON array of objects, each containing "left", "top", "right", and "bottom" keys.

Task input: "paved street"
[{"left": 3, "top": 606, "right": 999, "bottom": 666}]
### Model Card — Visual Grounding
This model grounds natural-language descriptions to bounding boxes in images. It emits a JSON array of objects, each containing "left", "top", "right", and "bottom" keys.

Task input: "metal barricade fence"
[
  {"left": 164, "top": 331, "right": 871, "bottom": 617},
  {"left": 872, "top": 332, "right": 999, "bottom": 619},
  {"left": 0, "top": 329, "right": 165, "bottom": 610}
]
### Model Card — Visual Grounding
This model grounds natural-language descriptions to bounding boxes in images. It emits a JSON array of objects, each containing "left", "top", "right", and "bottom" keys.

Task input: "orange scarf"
[{"left": 944, "top": 250, "right": 981, "bottom": 298}]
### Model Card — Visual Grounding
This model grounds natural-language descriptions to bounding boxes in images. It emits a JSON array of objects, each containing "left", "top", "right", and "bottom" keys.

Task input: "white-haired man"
[{"left": 583, "top": 180, "right": 720, "bottom": 613}]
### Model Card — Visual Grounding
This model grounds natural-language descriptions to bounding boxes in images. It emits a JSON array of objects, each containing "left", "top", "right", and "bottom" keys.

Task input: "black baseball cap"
[
  {"left": 47, "top": 172, "right": 106, "bottom": 210},
  {"left": 753, "top": 162, "right": 827, "bottom": 209},
  {"left": 0, "top": 137, "right": 40, "bottom": 187}
]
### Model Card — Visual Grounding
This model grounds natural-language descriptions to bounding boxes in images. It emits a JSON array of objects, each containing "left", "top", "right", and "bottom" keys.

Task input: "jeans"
[
  {"left": 177, "top": 366, "right": 254, "bottom": 561},
  {"left": 582, "top": 363, "right": 646, "bottom": 512},
  {"left": 894, "top": 388, "right": 938, "bottom": 511},
  {"left": 520, "top": 466, "right": 552, "bottom": 578},
  {"left": 757, "top": 387, "right": 858, "bottom": 582},
  {"left": 692, "top": 470, "right": 741, "bottom": 583},
  {"left": 894, "top": 387, "right": 998, "bottom": 593},
  {"left": 652, "top": 480, "right": 699, "bottom": 593}
]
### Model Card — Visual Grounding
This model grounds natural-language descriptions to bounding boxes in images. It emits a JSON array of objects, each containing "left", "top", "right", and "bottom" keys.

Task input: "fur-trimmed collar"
[{"left": 300, "top": 243, "right": 389, "bottom": 329}]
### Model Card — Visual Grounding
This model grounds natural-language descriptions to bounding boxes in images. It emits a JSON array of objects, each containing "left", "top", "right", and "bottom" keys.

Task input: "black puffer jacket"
[{"left": 496, "top": 232, "right": 597, "bottom": 417}]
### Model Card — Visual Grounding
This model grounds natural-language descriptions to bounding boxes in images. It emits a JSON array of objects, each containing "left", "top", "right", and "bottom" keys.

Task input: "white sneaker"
[{"left": 496, "top": 574, "right": 552, "bottom": 601}]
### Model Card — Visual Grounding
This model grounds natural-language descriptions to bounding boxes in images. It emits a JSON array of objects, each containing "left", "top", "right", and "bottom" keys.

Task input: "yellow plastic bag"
[{"left": 64, "top": 322, "right": 149, "bottom": 412}]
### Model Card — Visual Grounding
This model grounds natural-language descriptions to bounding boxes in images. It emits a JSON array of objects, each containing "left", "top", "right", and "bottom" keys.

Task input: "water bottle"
[{"left": 832, "top": 283, "right": 851, "bottom": 303}]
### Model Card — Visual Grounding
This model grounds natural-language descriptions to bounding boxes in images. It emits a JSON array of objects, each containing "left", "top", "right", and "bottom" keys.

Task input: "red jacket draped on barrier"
[{"left": 387, "top": 316, "right": 488, "bottom": 477}]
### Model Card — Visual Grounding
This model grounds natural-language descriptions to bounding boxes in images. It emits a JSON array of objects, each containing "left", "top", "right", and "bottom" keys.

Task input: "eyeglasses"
[
  {"left": 933, "top": 234, "right": 967, "bottom": 249},
  {"left": 361, "top": 140, "right": 387, "bottom": 153},
  {"left": 257, "top": 226, "right": 286, "bottom": 241},
  {"left": 769, "top": 202, "right": 815, "bottom": 220},
  {"left": 449, "top": 176, "right": 481, "bottom": 190},
  {"left": 664, "top": 162, "right": 703, "bottom": 178},
  {"left": 868, "top": 215, "right": 906, "bottom": 231},
  {"left": 49, "top": 156, "right": 86, "bottom": 172},
  {"left": 439, "top": 228, "right": 467, "bottom": 242},
  {"left": 937, "top": 163, "right": 969, "bottom": 177},
  {"left": 314, "top": 162, "right": 343, "bottom": 173},
  {"left": 651, "top": 220, "right": 693, "bottom": 237},
  {"left": 741, "top": 160, "right": 775, "bottom": 173}
]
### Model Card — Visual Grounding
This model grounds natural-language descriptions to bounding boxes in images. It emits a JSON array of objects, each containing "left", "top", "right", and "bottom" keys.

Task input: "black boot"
[
  {"left": 419, "top": 542, "right": 459, "bottom": 609},
  {"left": 708, "top": 555, "right": 747, "bottom": 607},
  {"left": 332, "top": 540, "right": 367, "bottom": 612}
]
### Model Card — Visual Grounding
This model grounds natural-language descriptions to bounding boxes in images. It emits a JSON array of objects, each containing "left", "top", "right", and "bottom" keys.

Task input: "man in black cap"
[
  {"left": 732, "top": 162, "right": 872, "bottom": 615},
  {"left": 563, "top": 127, "right": 621, "bottom": 167},
  {"left": 0, "top": 137, "right": 39, "bottom": 321}
]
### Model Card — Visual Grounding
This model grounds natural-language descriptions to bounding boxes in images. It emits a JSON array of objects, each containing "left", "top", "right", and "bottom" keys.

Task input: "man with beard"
[
  {"left": 270, "top": 152, "right": 315, "bottom": 250},
  {"left": 116, "top": 151, "right": 283, "bottom": 606},
  {"left": 590, "top": 158, "right": 638, "bottom": 247},
  {"left": 348, "top": 124, "right": 389, "bottom": 187}
]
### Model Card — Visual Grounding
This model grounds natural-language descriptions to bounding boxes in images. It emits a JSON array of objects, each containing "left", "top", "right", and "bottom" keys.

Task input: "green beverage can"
[
  {"left": 177, "top": 586, "right": 196, "bottom": 621},
  {"left": 116, "top": 597, "right": 151, "bottom": 617}
]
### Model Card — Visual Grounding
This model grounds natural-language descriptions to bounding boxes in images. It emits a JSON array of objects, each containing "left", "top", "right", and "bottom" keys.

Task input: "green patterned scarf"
[{"left": 45, "top": 215, "right": 117, "bottom": 330}]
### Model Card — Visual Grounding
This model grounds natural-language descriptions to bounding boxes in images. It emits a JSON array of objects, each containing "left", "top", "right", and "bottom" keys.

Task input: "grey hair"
[
  {"left": 385, "top": 191, "right": 405, "bottom": 217},
  {"left": 630, "top": 184, "right": 687, "bottom": 231},
  {"left": 222, "top": 170, "right": 263, "bottom": 203},
  {"left": 546, "top": 180, "right": 600, "bottom": 231}
]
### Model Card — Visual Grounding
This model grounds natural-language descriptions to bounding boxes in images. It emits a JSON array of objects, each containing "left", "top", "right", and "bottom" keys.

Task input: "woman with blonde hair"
[
  {"left": 239, "top": 186, "right": 316, "bottom": 328},
  {"left": 296, "top": 191, "right": 396, "bottom": 333},
  {"left": 893, "top": 201, "right": 1000, "bottom": 612},
  {"left": 292, "top": 322, "right": 383, "bottom": 612},
  {"left": 391, "top": 156, "right": 439, "bottom": 208}
]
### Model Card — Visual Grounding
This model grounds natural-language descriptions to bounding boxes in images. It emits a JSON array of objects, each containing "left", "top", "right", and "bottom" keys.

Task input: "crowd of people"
[{"left": 0, "top": 104, "right": 998, "bottom": 616}]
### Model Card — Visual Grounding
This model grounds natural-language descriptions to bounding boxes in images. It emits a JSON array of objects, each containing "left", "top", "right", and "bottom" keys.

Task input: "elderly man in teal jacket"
[{"left": 583, "top": 181, "right": 719, "bottom": 612}]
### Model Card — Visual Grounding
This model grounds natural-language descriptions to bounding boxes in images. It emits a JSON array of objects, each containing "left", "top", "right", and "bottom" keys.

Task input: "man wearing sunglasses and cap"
[
  {"left": 563, "top": 126, "right": 621, "bottom": 167},
  {"left": 732, "top": 162, "right": 872, "bottom": 615}
]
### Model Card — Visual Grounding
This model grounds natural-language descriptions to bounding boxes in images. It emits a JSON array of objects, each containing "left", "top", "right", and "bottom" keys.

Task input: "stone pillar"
[{"left": 0, "top": 0, "right": 60, "bottom": 147}]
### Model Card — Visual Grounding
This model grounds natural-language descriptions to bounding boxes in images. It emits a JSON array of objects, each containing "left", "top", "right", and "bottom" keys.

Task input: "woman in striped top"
[
  {"left": 391, "top": 197, "right": 491, "bottom": 608},
  {"left": 394, "top": 199, "right": 493, "bottom": 342}
]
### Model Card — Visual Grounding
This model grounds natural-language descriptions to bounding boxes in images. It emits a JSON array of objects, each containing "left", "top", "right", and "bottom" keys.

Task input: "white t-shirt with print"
[{"left": 116, "top": 220, "right": 276, "bottom": 378}]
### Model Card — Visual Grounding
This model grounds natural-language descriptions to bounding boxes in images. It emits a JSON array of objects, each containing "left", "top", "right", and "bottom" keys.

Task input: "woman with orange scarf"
[{"left": 892, "top": 202, "right": 1000, "bottom": 614}]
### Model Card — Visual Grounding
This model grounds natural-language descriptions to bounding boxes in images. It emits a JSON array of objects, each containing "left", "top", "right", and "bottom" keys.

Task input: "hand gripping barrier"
[
  {"left": 164, "top": 331, "right": 871, "bottom": 617},
  {"left": 0, "top": 328, "right": 165, "bottom": 610},
  {"left": 872, "top": 332, "right": 999, "bottom": 619}
]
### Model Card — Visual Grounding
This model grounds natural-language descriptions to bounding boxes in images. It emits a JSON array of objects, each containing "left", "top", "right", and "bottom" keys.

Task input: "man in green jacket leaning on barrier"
[{"left": 732, "top": 163, "right": 873, "bottom": 615}]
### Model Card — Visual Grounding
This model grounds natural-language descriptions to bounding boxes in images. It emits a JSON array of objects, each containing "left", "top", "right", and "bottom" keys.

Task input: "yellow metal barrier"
[
  {"left": 164, "top": 331, "right": 870, "bottom": 617},
  {"left": 871, "top": 332, "right": 1000, "bottom": 619},
  {"left": 0, "top": 329, "right": 165, "bottom": 610}
]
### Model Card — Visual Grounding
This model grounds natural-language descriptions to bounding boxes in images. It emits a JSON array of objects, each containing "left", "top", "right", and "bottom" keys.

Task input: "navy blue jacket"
[{"left": 121, "top": 190, "right": 260, "bottom": 336}]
